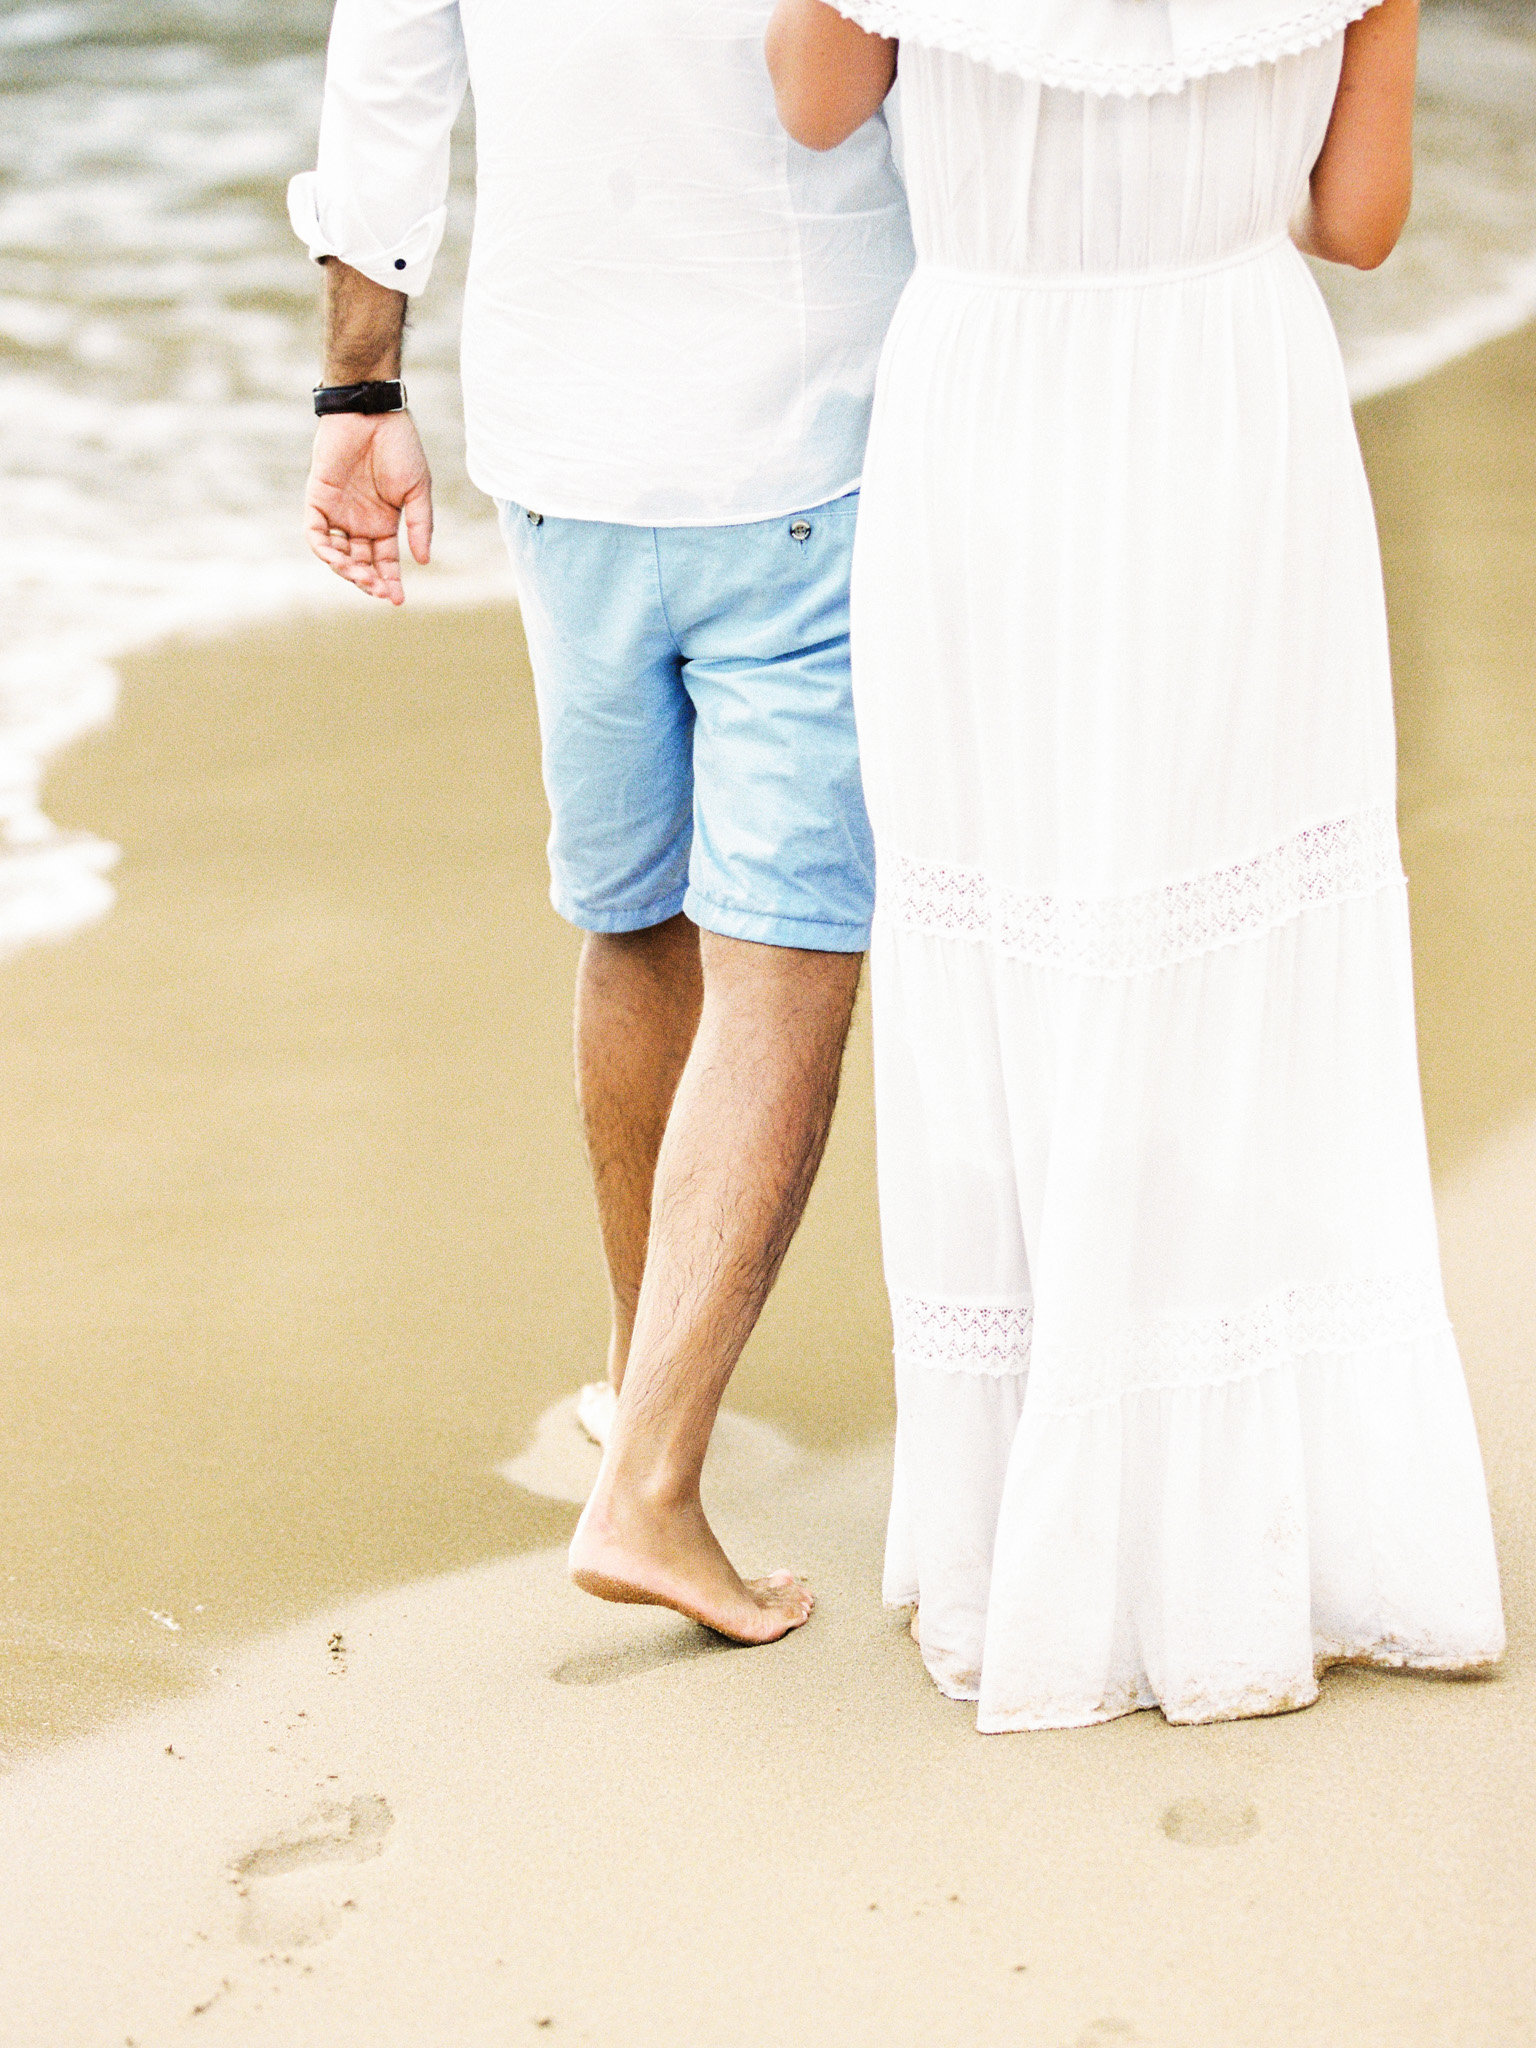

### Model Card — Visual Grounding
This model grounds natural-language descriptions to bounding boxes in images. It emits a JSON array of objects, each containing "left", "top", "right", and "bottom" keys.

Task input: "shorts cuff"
[
  {"left": 684, "top": 888, "right": 871, "bottom": 954},
  {"left": 552, "top": 886, "right": 688, "bottom": 935}
]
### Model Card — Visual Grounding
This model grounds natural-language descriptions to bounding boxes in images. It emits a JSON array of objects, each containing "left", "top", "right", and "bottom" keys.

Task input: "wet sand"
[
  {"left": 0, "top": 601, "right": 889, "bottom": 1754},
  {"left": 2, "top": 326, "right": 1533, "bottom": 2044}
]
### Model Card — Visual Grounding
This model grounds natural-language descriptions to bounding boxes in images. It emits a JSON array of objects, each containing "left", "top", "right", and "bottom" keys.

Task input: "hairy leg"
[
  {"left": 570, "top": 931, "right": 863, "bottom": 1643},
  {"left": 574, "top": 914, "right": 703, "bottom": 1392}
]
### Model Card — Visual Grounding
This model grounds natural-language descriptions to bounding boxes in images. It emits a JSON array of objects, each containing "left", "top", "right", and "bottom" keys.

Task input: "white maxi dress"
[{"left": 837, "top": 0, "right": 1507, "bottom": 1729}]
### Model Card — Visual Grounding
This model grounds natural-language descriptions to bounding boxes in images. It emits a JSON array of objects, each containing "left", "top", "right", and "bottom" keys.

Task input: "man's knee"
[
  {"left": 586, "top": 910, "right": 690, "bottom": 945},
  {"left": 583, "top": 911, "right": 699, "bottom": 972},
  {"left": 576, "top": 919, "right": 704, "bottom": 1060},
  {"left": 699, "top": 929, "right": 863, "bottom": 1029}
]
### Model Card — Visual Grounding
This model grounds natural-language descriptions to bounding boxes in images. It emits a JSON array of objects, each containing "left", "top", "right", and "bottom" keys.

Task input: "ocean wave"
[
  {"left": 1, "top": 0, "right": 1534, "bottom": 959},
  {"left": 1344, "top": 249, "right": 1536, "bottom": 402}
]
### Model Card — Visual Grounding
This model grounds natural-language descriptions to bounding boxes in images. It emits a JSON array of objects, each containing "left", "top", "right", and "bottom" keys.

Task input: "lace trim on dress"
[
  {"left": 894, "top": 1277, "right": 1449, "bottom": 1407},
  {"left": 829, "top": 0, "right": 1380, "bottom": 97},
  {"left": 877, "top": 808, "right": 1404, "bottom": 976},
  {"left": 892, "top": 1294, "right": 1034, "bottom": 1374}
]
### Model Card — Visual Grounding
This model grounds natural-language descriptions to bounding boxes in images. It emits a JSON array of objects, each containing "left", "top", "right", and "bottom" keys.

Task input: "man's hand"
[{"left": 305, "top": 410, "right": 434, "bottom": 607}]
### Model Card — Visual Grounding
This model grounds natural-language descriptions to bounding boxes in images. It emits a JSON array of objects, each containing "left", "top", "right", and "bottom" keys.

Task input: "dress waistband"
[{"left": 913, "top": 232, "right": 1291, "bottom": 294}]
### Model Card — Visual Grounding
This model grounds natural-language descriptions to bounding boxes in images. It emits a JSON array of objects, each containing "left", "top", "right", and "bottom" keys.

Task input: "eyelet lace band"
[
  {"left": 893, "top": 1276, "right": 1450, "bottom": 1409},
  {"left": 876, "top": 808, "right": 1403, "bottom": 977},
  {"left": 892, "top": 1294, "right": 1035, "bottom": 1373}
]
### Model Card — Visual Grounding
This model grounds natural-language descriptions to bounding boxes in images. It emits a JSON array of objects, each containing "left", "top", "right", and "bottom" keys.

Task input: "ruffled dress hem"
[
  {"left": 883, "top": 1321, "right": 1507, "bottom": 1732},
  {"left": 894, "top": 1623, "right": 1504, "bottom": 1731}
]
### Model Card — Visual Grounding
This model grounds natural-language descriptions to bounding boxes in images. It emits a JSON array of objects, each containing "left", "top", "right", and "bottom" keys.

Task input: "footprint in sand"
[
  {"left": 497, "top": 1396, "right": 602, "bottom": 1505},
  {"left": 1160, "top": 1794, "right": 1261, "bottom": 1847},
  {"left": 1072, "top": 2022, "right": 1136, "bottom": 2047},
  {"left": 230, "top": 1794, "right": 394, "bottom": 1949},
  {"left": 499, "top": 1394, "right": 800, "bottom": 1508},
  {"left": 551, "top": 1624, "right": 733, "bottom": 1687}
]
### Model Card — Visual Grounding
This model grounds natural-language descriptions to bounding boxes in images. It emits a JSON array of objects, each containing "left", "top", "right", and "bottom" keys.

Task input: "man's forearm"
[{"left": 322, "top": 258, "right": 408, "bottom": 383}]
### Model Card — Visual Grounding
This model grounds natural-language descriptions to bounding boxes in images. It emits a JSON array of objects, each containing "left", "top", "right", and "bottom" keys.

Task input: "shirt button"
[{"left": 789, "top": 520, "right": 812, "bottom": 543}]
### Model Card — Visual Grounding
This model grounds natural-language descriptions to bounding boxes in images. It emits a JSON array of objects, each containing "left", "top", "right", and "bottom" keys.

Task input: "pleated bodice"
[{"left": 901, "top": 37, "right": 1341, "bottom": 279}]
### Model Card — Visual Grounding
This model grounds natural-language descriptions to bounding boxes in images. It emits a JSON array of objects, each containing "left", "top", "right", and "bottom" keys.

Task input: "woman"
[{"left": 766, "top": 0, "right": 1505, "bottom": 1727}]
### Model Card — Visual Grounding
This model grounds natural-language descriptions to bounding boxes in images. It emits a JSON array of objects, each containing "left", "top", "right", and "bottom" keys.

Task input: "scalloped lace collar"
[{"left": 831, "top": 0, "right": 1379, "bottom": 94}]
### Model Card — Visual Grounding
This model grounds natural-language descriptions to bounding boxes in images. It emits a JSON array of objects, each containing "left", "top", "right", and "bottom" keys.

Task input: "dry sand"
[{"left": 1, "top": 326, "right": 1533, "bottom": 2046}]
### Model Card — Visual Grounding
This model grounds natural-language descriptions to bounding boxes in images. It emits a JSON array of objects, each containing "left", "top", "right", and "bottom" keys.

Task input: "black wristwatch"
[{"left": 313, "top": 379, "right": 407, "bottom": 417}]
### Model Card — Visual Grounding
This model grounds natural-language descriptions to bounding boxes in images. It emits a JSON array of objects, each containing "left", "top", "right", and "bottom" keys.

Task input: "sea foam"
[{"left": 1, "top": 0, "right": 1534, "bottom": 961}]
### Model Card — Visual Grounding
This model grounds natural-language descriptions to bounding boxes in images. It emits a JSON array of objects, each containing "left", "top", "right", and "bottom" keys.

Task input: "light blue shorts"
[{"left": 497, "top": 493, "right": 873, "bottom": 953}]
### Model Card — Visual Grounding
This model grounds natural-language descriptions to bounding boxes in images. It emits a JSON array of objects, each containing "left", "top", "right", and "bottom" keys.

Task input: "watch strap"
[{"left": 313, "top": 379, "right": 407, "bottom": 417}]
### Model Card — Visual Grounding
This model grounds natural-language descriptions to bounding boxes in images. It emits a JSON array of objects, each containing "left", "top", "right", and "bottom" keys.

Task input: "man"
[{"left": 291, "top": 0, "right": 911, "bottom": 1643}]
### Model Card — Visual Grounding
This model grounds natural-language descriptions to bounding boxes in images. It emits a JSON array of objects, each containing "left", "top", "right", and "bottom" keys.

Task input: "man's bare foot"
[{"left": 569, "top": 1482, "right": 813, "bottom": 1645}]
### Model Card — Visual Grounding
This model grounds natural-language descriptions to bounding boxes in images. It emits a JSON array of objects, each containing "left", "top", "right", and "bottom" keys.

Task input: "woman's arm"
[
  {"left": 765, "top": 0, "right": 897, "bottom": 152},
  {"left": 1294, "top": 0, "right": 1418, "bottom": 269}
]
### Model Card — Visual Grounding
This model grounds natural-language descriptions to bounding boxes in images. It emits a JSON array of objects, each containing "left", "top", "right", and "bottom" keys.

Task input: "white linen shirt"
[{"left": 289, "top": 0, "right": 914, "bottom": 527}]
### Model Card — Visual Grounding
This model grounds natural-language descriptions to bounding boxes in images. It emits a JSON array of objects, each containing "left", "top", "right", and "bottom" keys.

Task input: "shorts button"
[
  {"left": 526, "top": 509, "right": 543, "bottom": 526},
  {"left": 789, "top": 519, "right": 812, "bottom": 543}
]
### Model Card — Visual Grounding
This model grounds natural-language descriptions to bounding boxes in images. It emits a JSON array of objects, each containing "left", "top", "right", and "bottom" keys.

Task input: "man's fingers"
[
  {"left": 308, "top": 520, "right": 388, "bottom": 601},
  {"left": 345, "top": 533, "right": 384, "bottom": 595},
  {"left": 365, "top": 525, "right": 404, "bottom": 604},
  {"left": 304, "top": 500, "right": 349, "bottom": 569},
  {"left": 348, "top": 561, "right": 388, "bottom": 598},
  {"left": 403, "top": 479, "right": 433, "bottom": 567},
  {"left": 304, "top": 421, "right": 424, "bottom": 602},
  {"left": 305, "top": 493, "right": 396, "bottom": 599},
  {"left": 341, "top": 533, "right": 404, "bottom": 606},
  {"left": 305, "top": 503, "right": 374, "bottom": 586}
]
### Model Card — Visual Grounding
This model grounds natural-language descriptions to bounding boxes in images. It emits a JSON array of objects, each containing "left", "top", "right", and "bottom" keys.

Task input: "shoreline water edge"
[{"left": 3, "top": 0, "right": 1536, "bottom": 963}]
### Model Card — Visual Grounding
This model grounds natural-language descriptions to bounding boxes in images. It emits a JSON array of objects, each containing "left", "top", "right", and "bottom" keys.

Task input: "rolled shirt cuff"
[{"left": 286, "top": 171, "right": 447, "bottom": 297}]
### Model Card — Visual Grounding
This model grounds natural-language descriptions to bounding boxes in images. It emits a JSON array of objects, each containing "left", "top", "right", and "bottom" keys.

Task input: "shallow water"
[{"left": 2, "top": 0, "right": 1535, "bottom": 952}]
